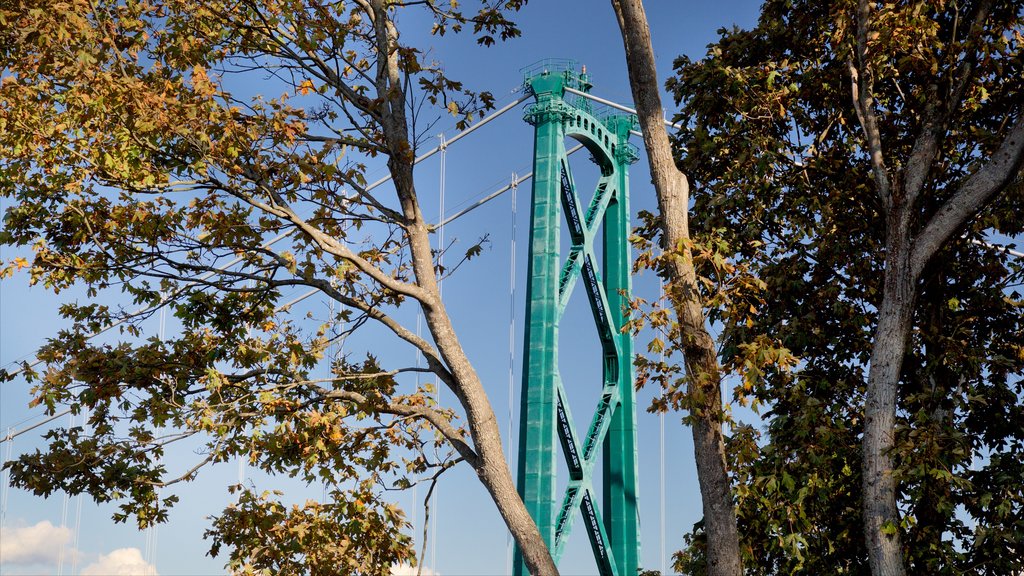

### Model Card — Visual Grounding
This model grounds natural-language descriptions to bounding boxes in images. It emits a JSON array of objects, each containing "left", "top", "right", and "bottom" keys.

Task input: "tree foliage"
[
  {"left": 669, "top": 1, "right": 1024, "bottom": 574},
  {"left": 0, "top": 0, "right": 560, "bottom": 574}
]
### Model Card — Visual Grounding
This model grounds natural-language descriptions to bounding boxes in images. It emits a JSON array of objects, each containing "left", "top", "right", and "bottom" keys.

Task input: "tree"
[
  {"left": 849, "top": 2, "right": 1022, "bottom": 572},
  {"left": 0, "top": 0, "right": 560, "bottom": 574},
  {"left": 609, "top": 1, "right": 744, "bottom": 575},
  {"left": 669, "top": 0, "right": 1024, "bottom": 574}
]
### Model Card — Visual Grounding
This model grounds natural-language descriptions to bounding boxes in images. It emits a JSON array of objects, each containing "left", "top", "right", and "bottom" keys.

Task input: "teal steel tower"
[{"left": 515, "top": 60, "right": 641, "bottom": 576}]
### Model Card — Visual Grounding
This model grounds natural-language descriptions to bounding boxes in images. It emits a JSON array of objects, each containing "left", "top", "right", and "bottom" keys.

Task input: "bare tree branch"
[
  {"left": 911, "top": 115, "right": 1024, "bottom": 277},
  {"left": 849, "top": 1, "right": 893, "bottom": 212}
]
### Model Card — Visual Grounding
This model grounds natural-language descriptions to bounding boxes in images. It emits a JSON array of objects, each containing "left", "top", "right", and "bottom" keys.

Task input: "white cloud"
[
  {"left": 0, "top": 520, "right": 72, "bottom": 566},
  {"left": 1, "top": 520, "right": 153, "bottom": 575},
  {"left": 81, "top": 548, "right": 158, "bottom": 576},
  {"left": 391, "top": 562, "right": 440, "bottom": 576}
]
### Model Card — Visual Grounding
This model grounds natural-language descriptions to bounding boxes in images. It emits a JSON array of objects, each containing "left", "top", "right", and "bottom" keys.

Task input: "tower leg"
[
  {"left": 515, "top": 98, "right": 565, "bottom": 576},
  {"left": 602, "top": 184, "right": 640, "bottom": 576}
]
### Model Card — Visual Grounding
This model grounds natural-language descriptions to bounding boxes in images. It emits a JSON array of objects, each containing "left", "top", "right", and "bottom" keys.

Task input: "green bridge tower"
[{"left": 515, "top": 60, "right": 641, "bottom": 576}]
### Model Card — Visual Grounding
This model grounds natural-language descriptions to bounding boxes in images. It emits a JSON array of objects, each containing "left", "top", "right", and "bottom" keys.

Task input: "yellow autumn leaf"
[
  {"left": 298, "top": 79, "right": 315, "bottom": 95},
  {"left": 13, "top": 257, "right": 29, "bottom": 270}
]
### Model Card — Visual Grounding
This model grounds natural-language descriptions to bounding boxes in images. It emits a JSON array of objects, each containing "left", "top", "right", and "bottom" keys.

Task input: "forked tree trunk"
[
  {"left": 609, "top": 1, "right": 743, "bottom": 574},
  {"left": 848, "top": 1, "right": 1024, "bottom": 571}
]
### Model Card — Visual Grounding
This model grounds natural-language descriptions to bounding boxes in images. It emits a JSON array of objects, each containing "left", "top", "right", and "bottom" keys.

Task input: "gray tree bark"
[
  {"left": 862, "top": 214, "right": 915, "bottom": 576},
  {"left": 850, "top": 3, "right": 1024, "bottom": 574},
  {"left": 609, "top": 1, "right": 743, "bottom": 574}
]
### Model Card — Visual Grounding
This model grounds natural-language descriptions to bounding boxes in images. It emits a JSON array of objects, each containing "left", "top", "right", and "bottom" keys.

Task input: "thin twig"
[{"left": 416, "top": 457, "right": 462, "bottom": 576}]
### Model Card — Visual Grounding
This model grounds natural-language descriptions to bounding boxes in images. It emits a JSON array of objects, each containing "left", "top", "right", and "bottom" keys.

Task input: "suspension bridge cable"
[
  {"left": 415, "top": 95, "right": 530, "bottom": 164},
  {"left": 272, "top": 142, "right": 588, "bottom": 313},
  {"left": 0, "top": 409, "right": 72, "bottom": 445},
  {"left": 145, "top": 301, "right": 168, "bottom": 574},
  {"left": 237, "top": 279, "right": 250, "bottom": 502},
  {"left": 412, "top": 313, "right": 421, "bottom": 552},
  {"left": 437, "top": 144, "right": 586, "bottom": 227},
  {"left": 563, "top": 87, "right": 682, "bottom": 131},
  {"left": 1, "top": 427, "right": 13, "bottom": 530},
  {"left": 324, "top": 294, "right": 337, "bottom": 504},
  {"left": 971, "top": 238, "right": 1024, "bottom": 259},
  {"left": 70, "top": 440, "right": 84, "bottom": 576},
  {"left": 2, "top": 410, "right": 63, "bottom": 434}
]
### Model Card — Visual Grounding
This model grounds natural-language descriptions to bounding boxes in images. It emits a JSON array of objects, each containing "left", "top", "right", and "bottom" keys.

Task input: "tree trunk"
[
  {"left": 683, "top": 310, "right": 744, "bottom": 576},
  {"left": 421, "top": 276, "right": 559, "bottom": 576},
  {"left": 372, "top": 4, "right": 559, "bottom": 572},
  {"left": 855, "top": 103, "right": 1023, "bottom": 576},
  {"left": 862, "top": 215, "right": 914, "bottom": 576},
  {"left": 609, "top": 1, "right": 743, "bottom": 574},
  {"left": 395, "top": 151, "right": 559, "bottom": 576}
]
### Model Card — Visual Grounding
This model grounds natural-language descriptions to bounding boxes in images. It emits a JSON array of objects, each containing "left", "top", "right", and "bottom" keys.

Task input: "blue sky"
[{"left": 0, "top": 2, "right": 764, "bottom": 574}]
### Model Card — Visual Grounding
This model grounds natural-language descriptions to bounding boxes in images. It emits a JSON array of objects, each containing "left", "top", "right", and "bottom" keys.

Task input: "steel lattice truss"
[{"left": 515, "top": 60, "right": 640, "bottom": 576}]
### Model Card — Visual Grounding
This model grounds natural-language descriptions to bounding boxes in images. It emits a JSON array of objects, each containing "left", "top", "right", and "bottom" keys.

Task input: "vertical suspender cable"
[
  {"left": 145, "top": 299, "right": 167, "bottom": 575},
  {"left": 505, "top": 174, "right": 518, "bottom": 576},
  {"left": 412, "top": 313, "right": 421, "bottom": 548},
  {"left": 431, "top": 133, "right": 447, "bottom": 572},
  {"left": 659, "top": 278, "right": 666, "bottom": 576},
  {"left": 157, "top": 299, "right": 167, "bottom": 570},
  {"left": 71, "top": 459, "right": 83, "bottom": 576},
  {"left": 238, "top": 306, "right": 248, "bottom": 490},
  {"left": 57, "top": 411, "right": 71, "bottom": 576},
  {"left": 1, "top": 427, "right": 12, "bottom": 531},
  {"left": 324, "top": 295, "right": 336, "bottom": 504},
  {"left": 660, "top": 410, "right": 666, "bottom": 575}
]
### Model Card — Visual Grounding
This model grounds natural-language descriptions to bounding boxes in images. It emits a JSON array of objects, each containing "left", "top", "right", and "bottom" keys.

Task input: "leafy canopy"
[
  {"left": 1, "top": 0, "right": 528, "bottom": 573},
  {"left": 667, "top": 0, "right": 1023, "bottom": 573}
]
